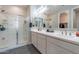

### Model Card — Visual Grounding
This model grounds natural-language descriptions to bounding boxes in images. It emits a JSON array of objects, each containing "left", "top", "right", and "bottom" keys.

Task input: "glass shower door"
[
  {"left": 18, "top": 16, "right": 28, "bottom": 44},
  {"left": 0, "top": 14, "right": 29, "bottom": 48}
]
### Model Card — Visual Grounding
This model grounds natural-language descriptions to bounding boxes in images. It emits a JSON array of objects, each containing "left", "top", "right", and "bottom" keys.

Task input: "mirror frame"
[{"left": 71, "top": 6, "right": 79, "bottom": 31}]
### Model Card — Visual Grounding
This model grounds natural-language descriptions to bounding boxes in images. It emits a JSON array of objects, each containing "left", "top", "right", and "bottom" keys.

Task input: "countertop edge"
[{"left": 31, "top": 30, "right": 79, "bottom": 46}]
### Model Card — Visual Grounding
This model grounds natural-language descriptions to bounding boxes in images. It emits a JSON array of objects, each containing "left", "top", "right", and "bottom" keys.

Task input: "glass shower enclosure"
[{"left": 0, "top": 13, "right": 29, "bottom": 48}]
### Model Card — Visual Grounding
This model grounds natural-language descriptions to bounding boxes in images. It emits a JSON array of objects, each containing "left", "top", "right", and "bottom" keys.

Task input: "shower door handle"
[{"left": 16, "top": 30, "right": 18, "bottom": 44}]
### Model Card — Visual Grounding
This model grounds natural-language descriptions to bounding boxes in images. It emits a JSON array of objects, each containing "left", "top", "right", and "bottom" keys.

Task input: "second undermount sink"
[{"left": 46, "top": 29, "right": 54, "bottom": 32}]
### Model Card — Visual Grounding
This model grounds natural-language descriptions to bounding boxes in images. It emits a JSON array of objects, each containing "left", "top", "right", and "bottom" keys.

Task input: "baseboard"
[{"left": 0, "top": 43, "right": 31, "bottom": 52}]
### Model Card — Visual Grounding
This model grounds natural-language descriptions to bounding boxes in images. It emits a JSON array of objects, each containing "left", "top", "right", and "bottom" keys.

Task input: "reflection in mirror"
[
  {"left": 59, "top": 11, "right": 68, "bottom": 28},
  {"left": 73, "top": 8, "right": 79, "bottom": 30},
  {"left": 32, "top": 17, "right": 43, "bottom": 30}
]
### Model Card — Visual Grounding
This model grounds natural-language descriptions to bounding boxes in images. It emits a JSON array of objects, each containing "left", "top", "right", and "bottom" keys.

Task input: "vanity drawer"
[
  {"left": 47, "top": 36, "right": 79, "bottom": 53},
  {"left": 37, "top": 34, "right": 46, "bottom": 39}
]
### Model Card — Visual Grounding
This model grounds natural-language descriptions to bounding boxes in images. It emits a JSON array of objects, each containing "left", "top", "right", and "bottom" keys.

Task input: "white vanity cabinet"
[
  {"left": 31, "top": 32, "right": 47, "bottom": 53},
  {"left": 31, "top": 31, "right": 79, "bottom": 54},
  {"left": 46, "top": 36, "right": 79, "bottom": 54},
  {"left": 48, "top": 37, "right": 79, "bottom": 54},
  {"left": 47, "top": 37, "right": 73, "bottom": 54},
  {"left": 31, "top": 32, "right": 38, "bottom": 48},
  {"left": 37, "top": 34, "right": 46, "bottom": 54}
]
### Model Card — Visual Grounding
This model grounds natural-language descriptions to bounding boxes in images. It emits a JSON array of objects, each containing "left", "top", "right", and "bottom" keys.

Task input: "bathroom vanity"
[
  {"left": 30, "top": 5, "right": 79, "bottom": 54},
  {"left": 31, "top": 29, "right": 79, "bottom": 54}
]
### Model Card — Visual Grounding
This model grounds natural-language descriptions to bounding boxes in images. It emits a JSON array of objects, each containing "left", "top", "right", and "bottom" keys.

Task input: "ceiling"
[
  {"left": 32, "top": 5, "right": 67, "bottom": 16},
  {"left": 43, "top": 5, "right": 66, "bottom": 15},
  {"left": 42, "top": 5, "right": 77, "bottom": 16},
  {"left": 0, "top": 5, "right": 29, "bottom": 9}
]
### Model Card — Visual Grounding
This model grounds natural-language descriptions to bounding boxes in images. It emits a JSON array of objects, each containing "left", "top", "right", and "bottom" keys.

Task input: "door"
[
  {"left": 31, "top": 32, "right": 38, "bottom": 48},
  {"left": 47, "top": 41, "right": 72, "bottom": 54},
  {"left": 7, "top": 15, "right": 17, "bottom": 46},
  {"left": 18, "top": 16, "right": 28, "bottom": 44},
  {"left": 47, "top": 37, "right": 72, "bottom": 54},
  {"left": 37, "top": 34, "right": 46, "bottom": 54}
]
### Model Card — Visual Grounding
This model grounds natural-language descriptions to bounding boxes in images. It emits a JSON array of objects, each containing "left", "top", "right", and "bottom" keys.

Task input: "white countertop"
[{"left": 31, "top": 29, "right": 79, "bottom": 46}]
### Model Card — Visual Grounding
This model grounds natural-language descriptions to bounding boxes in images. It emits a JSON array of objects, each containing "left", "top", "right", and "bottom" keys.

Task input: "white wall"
[{"left": 0, "top": 5, "right": 27, "bottom": 16}]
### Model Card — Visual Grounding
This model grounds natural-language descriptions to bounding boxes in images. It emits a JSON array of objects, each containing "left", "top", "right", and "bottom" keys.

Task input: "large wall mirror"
[
  {"left": 31, "top": 17, "right": 44, "bottom": 29},
  {"left": 59, "top": 11, "right": 69, "bottom": 29},
  {"left": 31, "top": 5, "right": 79, "bottom": 31}
]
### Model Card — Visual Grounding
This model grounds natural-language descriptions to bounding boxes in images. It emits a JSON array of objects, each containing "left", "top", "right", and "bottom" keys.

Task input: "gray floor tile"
[{"left": 0, "top": 44, "right": 41, "bottom": 54}]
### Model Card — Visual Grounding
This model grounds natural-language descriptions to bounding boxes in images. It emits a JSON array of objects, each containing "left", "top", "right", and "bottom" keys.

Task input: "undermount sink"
[{"left": 46, "top": 29, "right": 54, "bottom": 32}]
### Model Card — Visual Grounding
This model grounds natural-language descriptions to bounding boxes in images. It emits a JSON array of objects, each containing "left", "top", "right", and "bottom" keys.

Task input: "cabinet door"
[
  {"left": 47, "top": 37, "right": 79, "bottom": 53},
  {"left": 37, "top": 34, "right": 46, "bottom": 54},
  {"left": 47, "top": 37, "right": 72, "bottom": 54},
  {"left": 31, "top": 32, "right": 38, "bottom": 48},
  {"left": 18, "top": 16, "right": 25, "bottom": 44}
]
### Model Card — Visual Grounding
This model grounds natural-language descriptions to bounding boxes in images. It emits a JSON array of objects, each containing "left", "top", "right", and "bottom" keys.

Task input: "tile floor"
[{"left": 0, "top": 44, "right": 41, "bottom": 54}]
